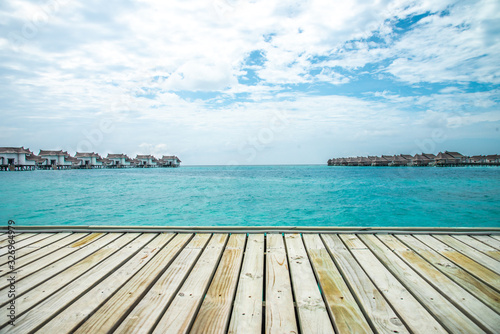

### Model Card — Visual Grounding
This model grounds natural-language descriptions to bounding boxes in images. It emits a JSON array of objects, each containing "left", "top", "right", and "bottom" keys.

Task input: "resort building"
[
  {"left": 39, "top": 150, "right": 73, "bottom": 169},
  {"left": 136, "top": 155, "right": 158, "bottom": 167},
  {"left": 435, "top": 151, "right": 465, "bottom": 165},
  {"left": 75, "top": 152, "right": 103, "bottom": 168},
  {"left": 107, "top": 154, "right": 132, "bottom": 167},
  {"left": 159, "top": 155, "right": 182, "bottom": 167},
  {"left": 0, "top": 147, "right": 34, "bottom": 170}
]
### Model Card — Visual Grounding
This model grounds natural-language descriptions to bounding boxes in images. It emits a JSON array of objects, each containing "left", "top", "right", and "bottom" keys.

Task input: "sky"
[{"left": 1, "top": 0, "right": 499, "bottom": 165}]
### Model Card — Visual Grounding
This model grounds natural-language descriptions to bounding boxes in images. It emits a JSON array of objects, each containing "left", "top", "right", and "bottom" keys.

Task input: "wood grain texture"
[
  {"left": 190, "top": 234, "right": 246, "bottom": 334},
  {"left": 434, "top": 235, "right": 500, "bottom": 274},
  {"left": 228, "top": 234, "right": 264, "bottom": 334},
  {"left": 116, "top": 234, "right": 211, "bottom": 334},
  {"left": 75, "top": 233, "right": 191, "bottom": 334},
  {"left": 37, "top": 233, "right": 174, "bottom": 334},
  {"left": 397, "top": 234, "right": 500, "bottom": 313},
  {"left": 0, "top": 233, "right": 54, "bottom": 258},
  {"left": 415, "top": 234, "right": 500, "bottom": 289},
  {"left": 152, "top": 234, "right": 228, "bottom": 334},
  {"left": 359, "top": 234, "right": 485, "bottom": 334},
  {"left": 340, "top": 234, "right": 447, "bottom": 334},
  {"left": 452, "top": 235, "right": 500, "bottom": 261},
  {"left": 292, "top": 233, "right": 350, "bottom": 334},
  {"left": 318, "top": 234, "right": 409, "bottom": 334},
  {"left": 378, "top": 234, "right": 500, "bottom": 333},
  {"left": 265, "top": 233, "right": 298, "bottom": 334},
  {"left": 0, "top": 233, "right": 82, "bottom": 275},
  {"left": 471, "top": 235, "right": 500, "bottom": 251},
  {"left": 0, "top": 233, "right": 115, "bottom": 300},
  {"left": 0, "top": 233, "right": 151, "bottom": 333}
]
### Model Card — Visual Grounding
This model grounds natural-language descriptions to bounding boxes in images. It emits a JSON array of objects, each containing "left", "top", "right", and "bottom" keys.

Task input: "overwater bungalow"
[
  {"left": 159, "top": 155, "right": 182, "bottom": 167},
  {"left": 39, "top": 150, "right": 73, "bottom": 169},
  {"left": 136, "top": 155, "right": 158, "bottom": 167},
  {"left": 435, "top": 151, "right": 464, "bottom": 165},
  {"left": 107, "top": 154, "right": 132, "bottom": 168},
  {"left": 357, "top": 156, "right": 372, "bottom": 166},
  {"left": 75, "top": 152, "right": 103, "bottom": 168},
  {"left": 485, "top": 154, "right": 500, "bottom": 164},
  {"left": 371, "top": 156, "right": 390, "bottom": 166},
  {"left": 0, "top": 147, "right": 35, "bottom": 170}
]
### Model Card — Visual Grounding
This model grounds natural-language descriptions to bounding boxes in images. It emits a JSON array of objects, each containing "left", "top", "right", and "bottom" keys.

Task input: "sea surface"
[{"left": 1, "top": 165, "right": 499, "bottom": 227}]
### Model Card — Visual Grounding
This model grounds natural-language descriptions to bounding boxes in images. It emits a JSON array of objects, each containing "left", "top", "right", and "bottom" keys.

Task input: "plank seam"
[
  {"left": 24, "top": 233, "right": 159, "bottom": 333},
  {"left": 147, "top": 233, "right": 213, "bottom": 334},
  {"left": 358, "top": 234, "right": 455, "bottom": 333},
  {"left": 375, "top": 234, "right": 495, "bottom": 333},
  {"left": 282, "top": 233, "right": 302, "bottom": 334}
]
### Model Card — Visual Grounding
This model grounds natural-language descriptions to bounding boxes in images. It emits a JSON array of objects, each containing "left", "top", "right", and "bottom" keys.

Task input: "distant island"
[
  {"left": 328, "top": 151, "right": 500, "bottom": 167},
  {"left": 0, "top": 147, "right": 181, "bottom": 171}
]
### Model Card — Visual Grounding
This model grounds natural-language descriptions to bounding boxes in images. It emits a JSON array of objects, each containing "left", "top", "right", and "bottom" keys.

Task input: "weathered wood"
[
  {"left": 190, "top": 234, "right": 246, "bottom": 334},
  {"left": 0, "top": 233, "right": 54, "bottom": 258},
  {"left": 0, "top": 233, "right": 71, "bottom": 265},
  {"left": 472, "top": 235, "right": 500, "bottom": 250},
  {"left": 318, "top": 234, "right": 409, "bottom": 334},
  {"left": 434, "top": 235, "right": 500, "bottom": 274},
  {"left": 396, "top": 234, "right": 500, "bottom": 313},
  {"left": 0, "top": 233, "right": 36, "bottom": 248},
  {"left": 378, "top": 234, "right": 500, "bottom": 333},
  {"left": 0, "top": 233, "right": 113, "bottom": 298},
  {"left": 415, "top": 234, "right": 500, "bottom": 290},
  {"left": 75, "top": 233, "right": 192, "bottom": 334},
  {"left": 0, "top": 233, "right": 152, "bottom": 333},
  {"left": 115, "top": 234, "right": 211, "bottom": 334},
  {"left": 228, "top": 234, "right": 264, "bottom": 334},
  {"left": 265, "top": 233, "right": 298, "bottom": 334},
  {"left": 296, "top": 233, "right": 354, "bottom": 334},
  {"left": 359, "top": 234, "right": 485, "bottom": 333},
  {"left": 152, "top": 234, "right": 228, "bottom": 334},
  {"left": 37, "top": 233, "right": 175, "bottom": 333},
  {"left": 340, "top": 234, "right": 447, "bottom": 334},
  {"left": 453, "top": 235, "right": 500, "bottom": 261}
]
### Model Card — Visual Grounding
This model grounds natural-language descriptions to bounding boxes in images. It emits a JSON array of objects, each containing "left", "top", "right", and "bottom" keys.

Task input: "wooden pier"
[{"left": 0, "top": 227, "right": 499, "bottom": 333}]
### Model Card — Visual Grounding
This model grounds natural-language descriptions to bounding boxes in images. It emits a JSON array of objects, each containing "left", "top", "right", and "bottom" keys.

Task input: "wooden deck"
[{"left": 0, "top": 228, "right": 499, "bottom": 333}]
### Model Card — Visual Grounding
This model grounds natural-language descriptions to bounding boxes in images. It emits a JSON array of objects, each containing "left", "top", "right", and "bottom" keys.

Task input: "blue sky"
[{"left": 1, "top": 0, "right": 499, "bottom": 165}]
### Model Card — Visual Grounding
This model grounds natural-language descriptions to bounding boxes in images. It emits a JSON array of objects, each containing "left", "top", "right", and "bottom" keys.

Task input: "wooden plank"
[
  {"left": 378, "top": 234, "right": 500, "bottom": 333},
  {"left": 0, "top": 233, "right": 116, "bottom": 301},
  {"left": 0, "top": 233, "right": 88, "bottom": 276},
  {"left": 115, "top": 234, "right": 211, "bottom": 334},
  {"left": 414, "top": 234, "right": 500, "bottom": 289},
  {"left": 265, "top": 233, "right": 298, "bottom": 334},
  {"left": 0, "top": 233, "right": 37, "bottom": 248},
  {"left": 284, "top": 234, "right": 334, "bottom": 334},
  {"left": 152, "top": 234, "right": 228, "bottom": 334},
  {"left": 0, "top": 233, "right": 54, "bottom": 258},
  {"left": 396, "top": 234, "right": 500, "bottom": 314},
  {"left": 492, "top": 235, "right": 500, "bottom": 242},
  {"left": 472, "top": 235, "right": 500, "bottom": 250},
  {"left": 0, "top": 233, "right": 71, "bottom": 266},
  {"left": 453, "top": 235, "right": 500, "bottom": 261},
  {"left": 434, "top": 235, "right": 500, "bottom": 274},
  {"left": 339, "top": 234, "right": 447, "bottom": 334},
  {"left": 74, "top": 233, "right": 192, "bottom": 334},
  {"left": 228, "top": 234, "right": 264, "bottom": 334},
  {"left": 0, "top": 233, "right": 148, "bottom": 332},
  {"left": 190, "top": 234, "right": 246, "bottom": 334},
  {"left": 37, "top": 233, "right": 175, "bottom": 334},
  {"left": 318, "top": 234, "right": 408, "bottom": 334},
  {"left": 359, "top": 234, "right": 485, "bottom": 333}
]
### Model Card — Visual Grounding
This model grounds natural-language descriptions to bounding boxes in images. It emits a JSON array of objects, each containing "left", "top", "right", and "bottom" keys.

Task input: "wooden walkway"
[{"left": 0, "top": 229, "right": 499, "bottom": 333}]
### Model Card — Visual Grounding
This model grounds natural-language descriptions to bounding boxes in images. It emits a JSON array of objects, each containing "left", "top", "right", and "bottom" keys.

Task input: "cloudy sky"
[{"left": 1, "top": 0, "right": 499, "bottom": 165}]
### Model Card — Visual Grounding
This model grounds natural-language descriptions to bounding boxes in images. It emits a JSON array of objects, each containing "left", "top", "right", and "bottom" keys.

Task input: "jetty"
[
  {"left": 329, "top": 151, "right": 500, "bottom": 167},
  {"left": 1, "top": 226, "right": 499, "bottom": 333}
]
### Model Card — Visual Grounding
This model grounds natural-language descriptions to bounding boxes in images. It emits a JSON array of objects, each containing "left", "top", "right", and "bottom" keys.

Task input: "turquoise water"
[{"left": 0, "top": 165, "right": 499, "bottom": 227}]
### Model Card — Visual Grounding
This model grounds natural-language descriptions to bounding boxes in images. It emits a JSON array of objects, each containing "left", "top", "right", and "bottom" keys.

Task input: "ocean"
[{"left": 1, "top": 165, "right": 499, "bottom": 227}]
